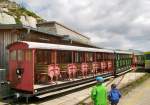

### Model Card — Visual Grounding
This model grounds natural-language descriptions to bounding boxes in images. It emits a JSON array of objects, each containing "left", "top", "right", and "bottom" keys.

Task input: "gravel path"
[{"left": 118, "top": 77, "right": 150, "bottom": 105}]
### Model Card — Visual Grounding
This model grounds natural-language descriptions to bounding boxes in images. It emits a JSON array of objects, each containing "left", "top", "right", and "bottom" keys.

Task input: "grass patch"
[
  {"left": 8, "top": 7, "right": 43, "bottom": 23},
  {"left": 15, "top": 17, "right": 22, "bottom": 24},
  {"left": 0, "top": 0, "right": 8, "bottom": 2},
  {"left": 8, "top": 5, "right": 41, "bottom": 17}
]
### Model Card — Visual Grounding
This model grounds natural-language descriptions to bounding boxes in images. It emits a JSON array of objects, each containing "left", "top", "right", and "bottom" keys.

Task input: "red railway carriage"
[{"left": 7, "top": 41, "right": 114, "bottom": 94}]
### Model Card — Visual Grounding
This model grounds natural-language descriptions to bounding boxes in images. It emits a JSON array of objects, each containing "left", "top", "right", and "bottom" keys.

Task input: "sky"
[{"left": 11, "top": 0, "right": 150, "bottom": 51}]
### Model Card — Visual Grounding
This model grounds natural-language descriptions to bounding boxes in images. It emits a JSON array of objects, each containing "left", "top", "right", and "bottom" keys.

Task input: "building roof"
[
  {"left": 37, "top": 21, "right": 90, "bottom": 39},
  {"left": 0, "top": 24, "right": 61, "bottom": 37}
]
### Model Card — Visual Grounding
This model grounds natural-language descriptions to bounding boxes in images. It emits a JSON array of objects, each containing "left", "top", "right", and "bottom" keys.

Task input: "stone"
[{"left": 0, "top": 13, "right": 16, "bottom": 24}]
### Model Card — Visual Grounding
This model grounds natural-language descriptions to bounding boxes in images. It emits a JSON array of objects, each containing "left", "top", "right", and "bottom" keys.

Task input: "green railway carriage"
[
  {"left": 115, "top": 50, "right": 132, "bottom": 74},
  {"left": 134, "top": 51, "right": 145, "bottom": 67},
  {"left": 144, "top": 52, "right": 150, "bottom": 70}
]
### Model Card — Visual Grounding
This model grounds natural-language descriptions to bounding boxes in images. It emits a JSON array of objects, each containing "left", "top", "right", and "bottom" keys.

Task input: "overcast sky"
[{"left": 12, "top": 0, "right": 150, "bottom": 51}]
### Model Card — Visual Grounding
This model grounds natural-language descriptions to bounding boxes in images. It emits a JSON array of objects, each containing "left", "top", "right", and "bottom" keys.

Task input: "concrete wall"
[{"left": 37, "top": 23, "right": 57, "bottom": 34}]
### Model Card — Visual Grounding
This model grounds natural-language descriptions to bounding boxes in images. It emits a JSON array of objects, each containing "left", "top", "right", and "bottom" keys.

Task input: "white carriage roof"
[
  {"left": 115, "top": 50, "right": 132, "bottom": 54},
  {"left": 21, "top": 41, "right": 114, "bottom": 53}
]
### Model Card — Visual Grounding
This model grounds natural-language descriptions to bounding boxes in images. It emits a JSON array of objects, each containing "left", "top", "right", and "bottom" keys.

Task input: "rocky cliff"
[{"left": 0, "top": 0, "right": 44, "bottom": 28}]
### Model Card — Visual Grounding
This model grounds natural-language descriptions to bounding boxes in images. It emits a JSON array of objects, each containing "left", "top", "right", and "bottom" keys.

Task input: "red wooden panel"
[
  {"left": 8, "top": 49, "right": 34, "bottom": 93},
  {"left": 8, "top": 42, "right": 28, "bottom": 50}
]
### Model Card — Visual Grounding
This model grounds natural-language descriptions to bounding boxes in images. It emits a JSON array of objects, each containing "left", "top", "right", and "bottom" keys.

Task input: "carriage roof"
[
  {"left": 115, "top": 50, "right": 133, "bottom": 54},
  {"left": 8, "top": 41, "right": 114, "bottom": 53}
]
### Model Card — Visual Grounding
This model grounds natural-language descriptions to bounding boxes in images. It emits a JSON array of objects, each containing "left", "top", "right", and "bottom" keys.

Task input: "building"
[{"left": 37, "top": 21, "right": 92, "bottom": 46}]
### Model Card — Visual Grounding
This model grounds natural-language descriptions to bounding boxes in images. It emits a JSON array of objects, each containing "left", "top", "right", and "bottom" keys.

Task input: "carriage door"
[{"left": 9, "top": 49, "right": 33, "bottom": 92}]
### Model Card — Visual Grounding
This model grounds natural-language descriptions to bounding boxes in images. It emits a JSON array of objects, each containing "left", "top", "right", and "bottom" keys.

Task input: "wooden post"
[
  {"left": 32, "top": 49, "right": 35, "bottom": 88},
  {"left": 72, "top": 51, "right": 74, "bottom": 63},
  {"left": 94, "top": 52, "right": 96, "bottom": 62},
  {"left": 54, "top": 50, "right": 57, "bottom": 64},
  {"left": 85, "top": 52, "right": 87, "bottom": 63}
]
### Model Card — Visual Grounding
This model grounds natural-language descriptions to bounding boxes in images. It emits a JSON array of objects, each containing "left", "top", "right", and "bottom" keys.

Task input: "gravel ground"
[{"left": 118, "top": 74, "right": 150, "bottom": 105}]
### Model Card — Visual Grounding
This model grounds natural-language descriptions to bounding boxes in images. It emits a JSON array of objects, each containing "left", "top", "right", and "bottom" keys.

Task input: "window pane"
[
  {"left": 75, "top": 52, "right": 79, "bottom": 63},
  {"left": 18, "top": 50, "right": 24, "bottom": 61},
  {"left": 10, "top": 50, "right": 16, "bottom": 60},
  {"left": 36, "top": 50, "right": 50, "bottom": 64},
  {"left": 25, "top": 50, "right": 32, "bottom": 61},
  {"left": 86, "top": 53, "right": 93, "bottom": 62},
  {"left": 57, "top": 51, "right": 72, "bottom": 63},
  {"left": 145, "top": 54, "right": 150, "bottom": 60}
]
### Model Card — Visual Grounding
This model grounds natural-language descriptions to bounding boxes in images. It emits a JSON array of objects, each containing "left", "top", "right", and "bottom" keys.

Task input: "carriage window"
[
  {"left": 74, "top": 52, "right": 85, "bottom": 63},
  {"left": 124, "top": 55, "right": 126, "bottom": 59},
  {"left": 118, "top": 54, "right": 120, "bottom": 60},
  {"left": 105, "top": 53, "right": 108, "bottom": 60},
  {"left": 10, "top": 50, "right": 16, "bottom": 60},
  {"left": 110, "top": 54, "right": 112, "bottom": 60},
  {"left": 125, "top": 55, "right": 127, "bottom": 59},
  {"left": 57, "top": 51, "right": 72, "bottom": 63},
  {"left": 96, "top": 53, "right": 101, "bottom": 61},
  {"left": 102, "top": 53, "right": 105, "bottom": 60},
  {"left": 103, "top": 53, "right": 105, "bottom": 60},
  {"left": 18, "top": 50, "right": 24, "bottom": 61},
  {"left": 127, "top": 55, "right": 129, "bottom": 59},
  {"left": 37, "top": 50, "right": 42, "bottom": 64},
  {"left": 36, "top": 50, "right": 50, "bottom": 64},
  {"left": 108, "top": 54, "right": 111, "bottom": 60},
  {"left": 86, "top": 52, "right": 93, "bottom": 62},
  {"left": 74, "top": 52, "right": 79, "bottom": 63},
  {"left": 145, "top": 54, "right": 150, "bottom": 60},
  {"left": 122, "top": 54, "right": 124, "bottom": 59},
  {"left": 25, "top": 50, "right": 32, "bottom": 61}
]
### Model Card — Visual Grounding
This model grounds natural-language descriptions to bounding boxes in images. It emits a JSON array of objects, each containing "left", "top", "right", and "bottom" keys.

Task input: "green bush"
[
  {"left": 8, "top": 7, "right": 41, "bottom": 19},
  {"left": 15, "top": 17, "right": 22, "bottom": 24}
]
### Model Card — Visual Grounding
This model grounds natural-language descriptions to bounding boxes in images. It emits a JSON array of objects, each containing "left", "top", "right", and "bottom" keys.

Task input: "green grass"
[
  {"left": 8, "top": 6, "right": 43, "bottom": 22},
  {"left": 10, "top": 7, "right": 43, "bottom": 22},
  {"left": 0, "top": 0, "right": 9, "bottom": 2},
  {"left": 15, "top": 17, "right": 22, "bottom": 24}
]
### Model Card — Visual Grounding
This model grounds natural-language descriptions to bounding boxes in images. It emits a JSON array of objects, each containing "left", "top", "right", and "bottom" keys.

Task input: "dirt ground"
[{"left": 118, "top": 74, "right": 150, "bottom": 105}]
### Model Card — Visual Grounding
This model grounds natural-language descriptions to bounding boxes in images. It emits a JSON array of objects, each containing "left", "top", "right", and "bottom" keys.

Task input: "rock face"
[
  {"left": 20, "top": 15, "right": 37, "bottom": 28},
  {"left": 0, "top": 0, "right": 43, "bottom": 28},
  {"left": 0, "top": 12, "right": 16, "bottom": 24}
]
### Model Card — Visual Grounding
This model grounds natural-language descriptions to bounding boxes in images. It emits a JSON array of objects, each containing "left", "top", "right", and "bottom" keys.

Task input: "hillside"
[{"left": 0, "top": 0, "right": 44, "bottom": 28}]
